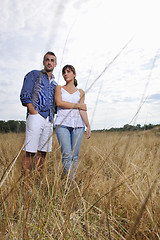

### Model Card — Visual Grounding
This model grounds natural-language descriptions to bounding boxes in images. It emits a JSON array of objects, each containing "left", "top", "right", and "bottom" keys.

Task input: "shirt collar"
[{"left": 41, "top": 69, "right": 55, "bottom": 82}]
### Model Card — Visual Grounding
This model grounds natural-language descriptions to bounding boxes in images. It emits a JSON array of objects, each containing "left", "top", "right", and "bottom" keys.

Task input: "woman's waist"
[
  {"left": 56, "top": 108, "right": 79, "bottom": 115},
  {"left": 54, "top": 116, "right": 84, "bottom": 127},
  {"left": 56, "top": 113, "right": 81, "bottom": 119}
]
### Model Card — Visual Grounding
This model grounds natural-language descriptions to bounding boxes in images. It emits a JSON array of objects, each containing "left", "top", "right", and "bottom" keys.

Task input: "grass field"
[{"left": 0, "top": 130, "right": 160, "bottom": 239}]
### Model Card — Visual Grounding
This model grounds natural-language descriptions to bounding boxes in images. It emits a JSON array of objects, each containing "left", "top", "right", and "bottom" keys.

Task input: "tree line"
[
  {"left": 108, "top": 123, "right": 158, "bottom": 131},
  {"left": 93, "top": 123, "right": 160, "bottom": 132},
  {"left": 0, "top": 121, "right": 159, "bottom": 133},
  {"left": 0, "top": 120, "right": 26, "bottom": 133}
]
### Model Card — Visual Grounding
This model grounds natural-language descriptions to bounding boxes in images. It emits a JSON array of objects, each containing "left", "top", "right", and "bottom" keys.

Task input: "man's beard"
[
  {"left": 46, "top": 69, "right": 52, "bottom": 72},
  {"left": 45, "top": 66, "right": 53, "bottom": 72}
]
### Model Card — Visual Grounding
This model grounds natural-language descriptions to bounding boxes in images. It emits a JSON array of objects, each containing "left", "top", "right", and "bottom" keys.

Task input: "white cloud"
[{"left": 0, "top": 0, "right": 160, "bottom": 129}]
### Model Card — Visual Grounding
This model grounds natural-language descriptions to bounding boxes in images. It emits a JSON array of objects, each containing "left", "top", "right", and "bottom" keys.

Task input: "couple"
[{"left": 20, "top": 51, "right": 91, "bottom": 180}]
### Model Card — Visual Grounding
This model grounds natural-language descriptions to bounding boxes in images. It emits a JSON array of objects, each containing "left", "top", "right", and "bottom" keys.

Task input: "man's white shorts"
[{"left": 24, "top": 113, "right": 53, "bottom": 153}]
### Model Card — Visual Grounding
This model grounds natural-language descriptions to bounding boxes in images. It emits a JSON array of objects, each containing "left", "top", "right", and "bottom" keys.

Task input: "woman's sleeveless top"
[{"left": 54, "top": 87, "right": 85, "bottom": 128}]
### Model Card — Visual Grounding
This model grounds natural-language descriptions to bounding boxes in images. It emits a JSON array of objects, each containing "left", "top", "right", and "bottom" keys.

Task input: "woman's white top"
[{"left": 54, "top": 87, "right": 85, "bottom": 128}]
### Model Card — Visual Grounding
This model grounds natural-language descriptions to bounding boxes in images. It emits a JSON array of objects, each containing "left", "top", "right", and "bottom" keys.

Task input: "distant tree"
[
  {"left": 7, "top": 120, "right": 19, "bottom": 132},
  {"left": 144, "top": 123, "right": 153, "bottom": 130},
  {"left": 19, "top": 121, "right": 26, "bottom": 132},
  {"left": 0, "top": 121, "right": 10, "bottom": 133},
  {"left": 123, "top": 124, "right": 135, "bottom": 131},
  {"left": 0, "top": 120, "right": 26, "bottom": 133},
  {"left": 135, "top": 124, "right": 141, "bottom": 130}
]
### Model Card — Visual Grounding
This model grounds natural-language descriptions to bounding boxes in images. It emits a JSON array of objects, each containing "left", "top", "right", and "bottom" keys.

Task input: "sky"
[{"left": 0, "top": 0, "right": 160, "bottom": 130}]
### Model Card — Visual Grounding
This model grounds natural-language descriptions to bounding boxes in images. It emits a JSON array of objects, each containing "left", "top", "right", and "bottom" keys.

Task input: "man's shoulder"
[
  {"left": 25, "top": 70, "right": 40, "bottom": 77},
  {"left": 28, "top": 70, "right": 41, "bottom": 75}
]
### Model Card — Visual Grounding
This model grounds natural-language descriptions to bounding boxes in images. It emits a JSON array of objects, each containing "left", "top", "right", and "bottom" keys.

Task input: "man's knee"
[
  {"left": 26, "top": 152, "right": 35, "bottom": 158},
  {"left": 37, "top": 151, "right": 46, "bottom": 159}
]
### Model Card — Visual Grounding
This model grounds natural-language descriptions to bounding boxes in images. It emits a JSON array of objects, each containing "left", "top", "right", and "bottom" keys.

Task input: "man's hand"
[{"left": 26, "top": 103, "right": 38, "bottom": 115}]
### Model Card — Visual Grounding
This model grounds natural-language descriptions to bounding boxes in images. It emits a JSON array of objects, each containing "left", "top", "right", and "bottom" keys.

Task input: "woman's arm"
[
  {"left": 79, "top": 89, "right": 91, "bottom": 139},
  {"left": 55, "top": 85, "right": 87, "bottom": 110}
]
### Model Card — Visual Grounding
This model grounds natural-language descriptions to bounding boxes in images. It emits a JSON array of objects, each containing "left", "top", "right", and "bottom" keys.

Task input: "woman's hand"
[
  {"left": 77, "top": 103, "right": 87, "bottom": 111},
  {"left": 86, "top": 126, "right": 91, "bottom": 139}
]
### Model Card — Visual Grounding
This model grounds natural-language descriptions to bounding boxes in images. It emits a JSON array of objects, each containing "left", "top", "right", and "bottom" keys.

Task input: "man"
[{"left": 20, "top": 51, "right": 57, "bottom": 174}]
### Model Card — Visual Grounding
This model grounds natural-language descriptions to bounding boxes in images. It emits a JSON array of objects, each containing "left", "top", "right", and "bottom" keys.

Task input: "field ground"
[{"left": 0, "top": 130, "right": 160, "bottom": 239}]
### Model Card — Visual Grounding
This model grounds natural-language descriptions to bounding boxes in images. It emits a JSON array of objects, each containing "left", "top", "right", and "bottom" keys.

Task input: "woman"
[{"left": 54, "top": 65, "right": 91, "bottom": 180}]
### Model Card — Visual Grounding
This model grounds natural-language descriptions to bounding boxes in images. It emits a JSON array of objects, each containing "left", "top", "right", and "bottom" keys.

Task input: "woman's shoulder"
[
  {"left": 55, "top": 85, "right": 62, "bottom": 90},
  {"left": 78, "top": 88, "right": 85, "bottom": 96}
]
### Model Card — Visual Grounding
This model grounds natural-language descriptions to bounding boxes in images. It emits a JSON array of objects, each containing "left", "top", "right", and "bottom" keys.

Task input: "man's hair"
[{"left": 43, "top": 51, "right": 57, "bottom": 64}]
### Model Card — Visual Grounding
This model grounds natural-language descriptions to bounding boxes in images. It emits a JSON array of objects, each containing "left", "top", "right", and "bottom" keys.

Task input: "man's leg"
[
  {"left": 22, "top": 151, "right": 35, "bottom": 175},
  {"left": 21, "top": 151, "right": 35, "bottom": 193},
  {"left": 37, "top": 117, "right": 53, "bottom": 153},
  {"left": 23, "top": 113, "right": 44, "bottom": 173},
  {"left": 35, "top": 117, "right": 53, "bottom": 171},
  {"left": 22, "top": 151, "right": 47, "bottom": 174},
  {"left": 35, "top": 151, "right": 46, "bottom": 171}
]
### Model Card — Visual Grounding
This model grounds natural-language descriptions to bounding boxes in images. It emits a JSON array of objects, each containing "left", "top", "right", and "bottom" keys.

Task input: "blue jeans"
[{"left": 56, "top": 125, "right": 85, "bottom": 179}]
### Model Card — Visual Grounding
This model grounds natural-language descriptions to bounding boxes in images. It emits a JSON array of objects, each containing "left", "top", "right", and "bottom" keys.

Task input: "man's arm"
[
  {"left": 20, "top": 71, "right": 37, "bottom": 106},
  {"left": 20, "top": 71, "right": 38, "bottom": 114}
]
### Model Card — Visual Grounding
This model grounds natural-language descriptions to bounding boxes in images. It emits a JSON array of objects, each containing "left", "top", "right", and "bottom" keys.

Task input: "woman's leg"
[
  {"left": 56, "top": 126, "right": 72, "bottom": 175},
  {"left": 71, "top": 127, "right": 85, "bottom": 179}
]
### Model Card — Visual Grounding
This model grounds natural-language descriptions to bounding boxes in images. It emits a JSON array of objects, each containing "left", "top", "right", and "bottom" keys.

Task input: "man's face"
[{"left": 43, "top": 54, "right": 57, "bottom": 72}]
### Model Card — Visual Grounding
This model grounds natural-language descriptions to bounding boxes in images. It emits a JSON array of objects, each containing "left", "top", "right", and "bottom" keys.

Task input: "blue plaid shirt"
[{"left": 20, "top": 69, "right": 57, "bottom": 121}]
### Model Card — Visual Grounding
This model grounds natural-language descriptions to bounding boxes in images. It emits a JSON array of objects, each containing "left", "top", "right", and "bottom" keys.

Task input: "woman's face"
[{"left": 63, "top": 67, "right": 76, "bottom": 83}]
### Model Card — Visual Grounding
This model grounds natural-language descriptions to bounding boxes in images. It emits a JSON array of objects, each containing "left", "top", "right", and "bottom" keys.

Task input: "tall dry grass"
[{"left": 0, "top": 130, "right": 160, "bottom": 239}]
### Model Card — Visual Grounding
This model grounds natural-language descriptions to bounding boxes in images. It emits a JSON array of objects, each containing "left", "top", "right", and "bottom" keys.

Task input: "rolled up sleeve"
[{"left": 20, "top": 71, "right": 35, "bottom": 106}]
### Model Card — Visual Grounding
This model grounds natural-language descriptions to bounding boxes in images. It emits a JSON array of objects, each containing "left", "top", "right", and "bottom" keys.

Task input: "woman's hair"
[{"left": 62, "top": 65, "right": 78, "bottom": 87}]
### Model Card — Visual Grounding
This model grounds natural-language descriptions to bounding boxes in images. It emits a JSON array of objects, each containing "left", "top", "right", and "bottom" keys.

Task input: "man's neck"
[
  {"left": 44, "top": 69, "right": 53, "bottom": 81},
  {"left": 47, "top": 72, "right": 53, "bottom": 81}
]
